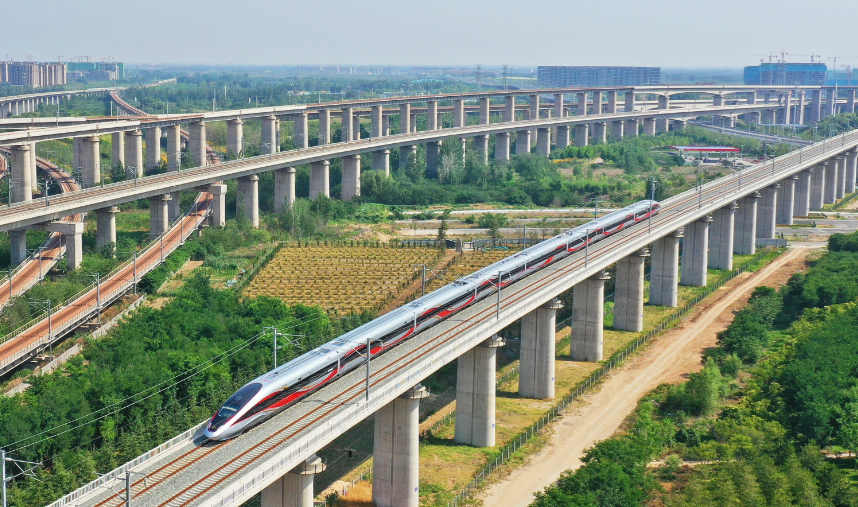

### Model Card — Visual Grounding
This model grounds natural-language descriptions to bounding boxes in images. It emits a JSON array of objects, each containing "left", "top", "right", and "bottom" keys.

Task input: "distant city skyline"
[{"left": 4, "top": 0, "right": 857, "bottom": 68}]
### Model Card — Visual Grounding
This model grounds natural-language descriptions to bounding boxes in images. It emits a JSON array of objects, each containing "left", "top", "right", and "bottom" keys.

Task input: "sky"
[{"left": 3, "top": 0, "right": 858, "bottom": 69}]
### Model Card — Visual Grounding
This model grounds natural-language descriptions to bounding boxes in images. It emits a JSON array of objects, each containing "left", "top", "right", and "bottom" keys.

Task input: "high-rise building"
[
  {"left": 743, "top": 62, "right": 827, "bottom": 86},
  {"left": 537, "top": 66, "right": 661, "bottom": 88},
  {"left": 0, "top": 61, "right": 67, "bottom": 87}
]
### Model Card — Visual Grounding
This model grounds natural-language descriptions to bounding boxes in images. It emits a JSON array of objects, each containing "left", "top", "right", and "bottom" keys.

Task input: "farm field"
[
  {"left": 243, "top": 244, "right": 444, "bottom": 314},
  {"left": 424, "top": 249, "right": 519, "bottom": 293}
]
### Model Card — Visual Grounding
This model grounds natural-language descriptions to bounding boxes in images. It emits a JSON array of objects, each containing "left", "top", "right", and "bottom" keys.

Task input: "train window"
[{"left": 211, "top": 383, "right": 262, "bottom": 426}]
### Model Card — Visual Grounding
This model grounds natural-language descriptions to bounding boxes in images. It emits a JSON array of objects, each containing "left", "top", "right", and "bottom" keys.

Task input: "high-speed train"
[{"left": 205, "top": 200, "right": 660, "bottom": 440}]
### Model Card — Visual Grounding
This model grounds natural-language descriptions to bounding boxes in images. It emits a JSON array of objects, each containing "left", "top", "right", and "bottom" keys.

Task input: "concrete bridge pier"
[
  {"left": 341, "top": 107, "right": 353, "bottom": 142},
  {"left": 649, "top": 229, "right": 682, "bottom": 307},
  {"left": 341, "top": 154, "right": 361, "bottom": 201},
  {"left": 150, "top": 194, "right": 172, "bottom": 239},
  {"left": 574, "top": 124, "right": 588, "bottom": 146},
  {"left": 261, "top": 116, "right": 277, "bottom": 154},
  {"left": 495, "top": 133, "right": 510, "bottom": 162},
  {"left": 794, "top": 169, "right": 813, "bottom": 217},
  {"left": 479, "top": 97, "right": 491, "bottom": 125},
  {"left": 294, "top": 112, "right": 309, "bottom": 148},
  {"left": 672, "top": 120, "right": 687, "bottom": 132},
  {"left": 473, "top": 136, "right": 489, "bottom": 164},
  {"left": 734, "top": 193, "right": 760, "bottom": 255},
  {"left": 145, "top": 127, "right": 161, "bottom": 171},
  {"left": 554, "top": 93, "right": 565, "bottom": 119},
  {"left": 111, "top": 132, "right": 124, "bottom": 169},
  {"left": 125, "top": 130, "right": 144, "bottom": 177},
  {"left": 237, "top": 175, "right": 259, "bottom": 228},
  {"left": 81, "top": 135, "right": 101, "bottom": 185},
  {"left": 261, "top": 455, "right": 326, "bottom": 507},
  {"left": 571, "top": 270, "right": 610, "bottom": 362},
  {"left": 835, "top": 156, "right": 847, "bottom": 199},
  {"left": 426, "top": 141, "right": 441, "bottom": 178},
  {"left": 382, "top": 114, "right": 390, "bottom": 136},
  {"left": 399, "top": 145, "right": 417, "bottom": 170},
  {"left": 606, "top": 90, "right": 617, "bottom": 113},
  {"left": 810, "top": 162, "right": 827, "bottom": 210},
  {"left": 536, "top": 128, "right": 551, "bottom": 156},
  {"left": 59, "top": 222, "right": 85, "bottom": 270},
  {"left": 427, "top": 101, "right": 439, "bottom": 131},
  {"left": 455, "top": 335, "right": 504, "bottom": 447},
  {"left": 747, "top": 111, "right": 761, "bottom": 125},
  {"left": 846, "top": 152, "right": 858, "bottom": 194},
  {"left": 592, "top": 122, "right": 607, "bottom": 144},
  {"left": 577, "top": 92, "right": 588, "bottom": 115},
  {"left": 209, "top": 184, "right": 227, "bottom": 227},
  {"left": 625, "top": 119, "right": 638, "bottom": 138},
  {"left": 166, "top": 125, "right": 181, "bottom": 172},
  {"left": 624, "top": 89, "right": 636, "bottom": 112},
  {"left": 96, "top": 207, "right": 119, "bottom": 254},
  {"left": 611, "top": 120, "right": 624, "bottom": 139},
  {"left": 373, "top": 149, "right": 391, "bottom": 176},
  {"left": 680, "top": 216, "right": 711, "bottom": 287},
  {"left": 318, "top": 109, "right": 331, "bottom": 144},
  {"left": 614, "top": 248, "right": 649, "bottom": 332},
  {"left": 756, "top": 184, "right": 779, "bottom": 240},
  {"left": 709, "top": 203, "right": 737, "bottom": 271},
  {"left": 226, "top": 119, "right": 243, "bottom": 158},
  {"left": 777, "top": 175, "right": 798, "bottom": 225},
  {"left": 643, "top": 118, "right": 657, "bottom": 136},
  {"left": 274, "top": 168, "right": 296, "bottom": 214},
  {"left": 11, "top": 144, "right": 33, "bottom": 203},
  {"left": 373, "top": 384, "right": 429, "bottom": 507},
  {"left": 10, "top": 230, "right": 26, "bottom": 267},
  {"left": 189, "top": 121, "right": 207, "bottom": 167},
  {"left": 371, "top": 106, "right": 384, "bottom": 137},
  {"left": 656, "top": 96, "right": 670, "bottom": 132},
  {"left": 310, "top": 160, "right": 330, "bottom": 199},
  {"left": 516, "top": 130, "right": 531, "bottom": 154},
  {"left": 519, "top": 298, "right": 562, "bottom": 399},
  {"left": 28, "top": 142, "right": 36, "bottom": 192},
  {"left": 824, "top": 158, "right": 838, "bottom": 204},
  {"left": 399, "top": 104, "right": 411, "bottom": 134},
  {"left": 504, "top": 96, "right": 515, "bottom": 122},
  {"left": 556, "top": 126, "right": 570, "bottom": 149},
  {"left": 353, "top": 114, "right": 362, "bottom": 140},
  {"left": 453, "top": 99, "right": 465, "bottom": 128},
  {"left": 809, "top": 90, "right": 822, "bottom": 123}
]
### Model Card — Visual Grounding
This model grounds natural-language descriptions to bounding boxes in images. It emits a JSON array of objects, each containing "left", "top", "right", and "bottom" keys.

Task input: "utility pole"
[{"left": 412, "top": 264, "right": 446, "bottom": 297}]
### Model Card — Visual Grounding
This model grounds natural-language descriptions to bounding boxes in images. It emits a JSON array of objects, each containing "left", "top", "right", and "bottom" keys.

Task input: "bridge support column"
[
  {"left": 318, "top": 109, "right": 331, "bottom": 144},
  {"left": 571, "top": 270, "right": 609, "bottom": 362},
  {"left": 550, "top": 125, "right": 567, "bottom": 149},
  {"left": 592, "top": 122, "right": 607, "bottom": 144},
  {"left": 835, "top": 156, "right": 847, "bottom": 199},
  {"left": 373, "top": 385, "right": 429, "bottom": 507},
  {"left": 226, "top": 119, "right": 243, "bottom": 157},
  {"left": 809, "top": 90, "right": 822, "bottom": 123},
  {"left": 82, "top": 135, "right": 101, "bottom": 185},
  {"left": 643, "top": 118, "right": 657, "bottom": 136},
  {"left": 554, "top": 93, "right": 565, "bottom": 119},
  {"left": 748, "top": 111, "right": 762, "bottom": 125},
  {"left": 681, "top": 216, "right": 711, "bottom": 287},
  {"left": 611, "top": 120, "right": 624, "bottom": 139},
  {"left": 398, "top": 104, "right": 411, "bottom": 134},
  {"left": 478, "top": 97, "right": 490, "bottom": 125},
  {"left": 794, "top": 169, "right": 813, "bottom": 217},
  {"left": 149, "top": 194, "right": 172, "bottom": 239},
  {"left": 756, "top": 184, "right": 779, "bottom": 240},
  {"left": 536, "top": 128, "right": 551, "bottom": 156},
  {"left": 624, "top": 119, "right": 638, "bottom": 138},
  {"left": 810, "top": 162, "right": 827, "bottom": 210},
  {"left": 111, "top": 132, "right": 124, "bottom": 170},
  {"left": 189, "top": 121, "right": 207, "bottom": 167},
  {"left": 371, "top": 105, "right": 384, "bottom": 137},
  {"left": 261, "top": 116, "right": 277, "bottom": 154},
  {"left": 516, "top": 130, "right": 531, "bottom": 154},
  {"left": 824, "top": 158, "right": 838, "bottom": 203},
  {"left": 624, "top": 89, "right": 636, "bottom": 112},
  {"left": 519, "top": 298, "right": 562, "bottom": 399},
  {"left": 11, "top": 144, "right": 33, "bottom": 203},
  {"left": 372, "top": 149, "right": 390, "bottom": 176},
  {"left": 293, "top": 112, "right": 308, "bottom": 148},
  {"left": 145, "top": 127, "right": 161, "bottom": 171},
  {"left": 650, "top": 229, "right": 682, "bottom": 307},
  {"left": 709, "top": 203, "right": 737, "bottom": 271},
  {"left": 125, "top": 130, "right": 143, "bottom": 177},
  {"left": 494, "top": 133, "right": 510, "bottom": 162},
  {"left": 209, "top": 184, "right": 227, "bottom": 227},
  {"left": 473, "top": 136, "right": 489, "bottom": 164},
  {"left": 605, "top": 90, "right": 617, "bottom": 113},
  {"left": 96, "top": 206, "right": 119, "bottom": 254},
  {"left": 399, "top": 145, "right": 417, "bottom": 171},
  {"left": 165, "top": 125, "right": 181, "bottom": 172},
  {"left": 734, "top": 192, "right": 760, "bottom": 255},
  {"left": 426, "top": 141, "right": 441, "bottom": 178},
  {"left": 504, "top": 96, "right": 515, "bottom": 122},
  {"left": 10, "top": 230, "right": 27, "bottom": 266},
  {"left": 455, "top": 335, "right": 504, "bottom": 447},
  {"left": 64, "top": 222, "right": 85, "bottom": 270},
  {"left": 237, "top": 175, "right": 259, "bottom": 228},
  {"left": 341, "top": 154, "right": 361, "bottom": 201},
  {"left": 310, "top": 160, "right": 330, "bottom": 199},
  {"left": 574, "top": 124, "right": 588, "bottom": 146},
  {"left": 453, "top": 99, "right": 465, "bottom": 128},
  {"left": 274, "top": 168, "right": 296, "bottom": 214},
  {"left": 777, "top": 175, "right": 798, "bottom": 225},
  {"left": 846, "top": 152, "right": 858, "bottom": 194},
  {"left": 614, "top": 248, "right": 649, "bottom": 332},
  {"left": 577, "top": 92, "right": 588, "bottom": 115},
  {"left": 261, "top": 455, "right": 326, "bottom": 507},
  {"left": 340, "top": 107, "right": 353, "bottom": 142},
  {"left": 656, "top": 96, "right": 670, "bottom": 132},
  {"left": 672, "top": 120, "right": 687, "bottom": 132}
]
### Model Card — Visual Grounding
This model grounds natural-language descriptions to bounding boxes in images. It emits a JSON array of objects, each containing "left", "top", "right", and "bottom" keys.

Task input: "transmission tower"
[
  {"left": 475, "top": 64, "right": 482, "bottom": 91},
  {"left": 502, "top": 65, "right": 509, "bottom": 91}
]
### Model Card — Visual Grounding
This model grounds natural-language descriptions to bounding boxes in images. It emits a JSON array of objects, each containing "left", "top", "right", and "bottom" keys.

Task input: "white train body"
[{"left": 205, "top": 200, "right": 660, "bottom": 440}]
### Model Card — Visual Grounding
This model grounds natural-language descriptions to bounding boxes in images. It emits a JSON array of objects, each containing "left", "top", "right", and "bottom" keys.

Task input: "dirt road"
[{"left": 478, "top": 246, "right": 814, "bottom": 507}]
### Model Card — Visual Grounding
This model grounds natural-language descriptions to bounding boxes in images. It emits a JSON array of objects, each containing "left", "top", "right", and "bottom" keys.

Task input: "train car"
[{"left": 205, "top": 200, "right": 660, "bottom": 440}]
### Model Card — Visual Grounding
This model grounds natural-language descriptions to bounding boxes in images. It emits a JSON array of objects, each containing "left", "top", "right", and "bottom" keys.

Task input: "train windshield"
[{"left": 210, "top": 383, "right": 262, "bottom": 427}]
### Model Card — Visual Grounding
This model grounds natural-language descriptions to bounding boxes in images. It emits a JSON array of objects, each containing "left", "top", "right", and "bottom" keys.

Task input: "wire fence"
[{"left": 444, "top": 247, "right": 782, "bottom": 506}]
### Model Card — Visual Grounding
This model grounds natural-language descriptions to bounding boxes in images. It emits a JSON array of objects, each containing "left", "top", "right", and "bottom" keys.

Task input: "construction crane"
[
  {"left": 791, "top": 53, "right": 821, "bottom": 63},
  {"left": 751, "top": 53, "right": 776, "bottom": 64}
]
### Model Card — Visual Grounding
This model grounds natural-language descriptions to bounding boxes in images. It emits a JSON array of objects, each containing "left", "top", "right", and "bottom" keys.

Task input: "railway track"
[{"left": 81, "top": 135, "right": 852, "bottom": 507}]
